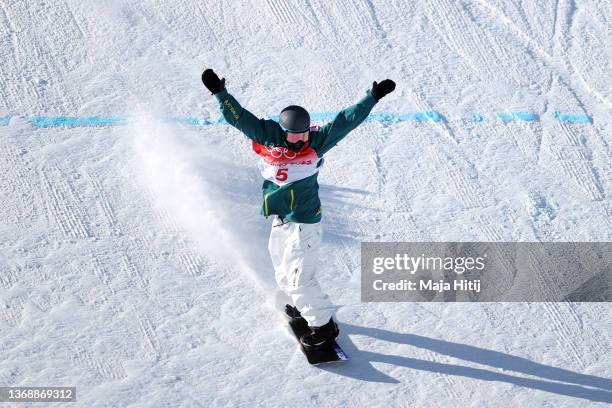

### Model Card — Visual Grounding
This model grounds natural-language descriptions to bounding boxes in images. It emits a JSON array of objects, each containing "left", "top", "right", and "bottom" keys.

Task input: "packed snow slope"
[{"left": 1, "top": 0, "right": 611, "bottom": 406}]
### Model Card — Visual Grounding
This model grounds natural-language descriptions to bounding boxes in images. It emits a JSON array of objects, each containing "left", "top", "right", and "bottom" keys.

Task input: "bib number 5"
[{"left": 276, "top": 168, "right": 288, "bottom": 181}]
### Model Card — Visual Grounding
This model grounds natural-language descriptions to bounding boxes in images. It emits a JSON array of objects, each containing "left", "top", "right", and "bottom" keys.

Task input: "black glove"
[
  {"left": 202, "top": 69, "right": 226, "bottom": 95},
  {"left": 371, "top": 79, "right": 396, "bottom": 101}
]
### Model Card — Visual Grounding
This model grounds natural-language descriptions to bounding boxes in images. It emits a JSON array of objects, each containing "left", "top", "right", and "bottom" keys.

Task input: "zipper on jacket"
[{"left": 290, "top": 189, "right": 295, "bottom": 210}]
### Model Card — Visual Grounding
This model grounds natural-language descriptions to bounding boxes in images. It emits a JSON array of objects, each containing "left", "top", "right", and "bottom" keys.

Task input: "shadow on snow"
[{"left": 319, "top": 323, "right": 612, "bottom": 403}]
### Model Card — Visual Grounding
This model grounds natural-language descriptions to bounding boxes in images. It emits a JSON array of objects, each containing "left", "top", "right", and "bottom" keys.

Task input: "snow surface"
[{"left": 1, "top": 0, "right": 611, "bottom": 406}]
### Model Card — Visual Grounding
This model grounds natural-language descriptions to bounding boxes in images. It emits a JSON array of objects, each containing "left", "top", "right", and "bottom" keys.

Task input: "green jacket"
[{"left": 215, "top": 88, "right": 378, "bottom": 223}]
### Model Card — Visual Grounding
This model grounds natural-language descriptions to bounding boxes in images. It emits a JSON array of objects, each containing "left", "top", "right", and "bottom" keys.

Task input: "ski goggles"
[{"left": 285, "top": 129, "right": 309, "bottom": 143}]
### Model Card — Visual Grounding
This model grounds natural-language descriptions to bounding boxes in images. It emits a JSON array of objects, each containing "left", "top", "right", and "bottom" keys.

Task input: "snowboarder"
[{"left": 202, "top": 69, "right": 395, "bottom": 350}]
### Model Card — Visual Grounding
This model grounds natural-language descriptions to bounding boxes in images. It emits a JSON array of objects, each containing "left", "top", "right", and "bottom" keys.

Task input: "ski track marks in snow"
[
  {"left": 433, "top": 148, "right": 489, "bottom": 209},
  {"left": 90, "top": 255, "right": 121, "bottom": 314},
  {"left": 151, "top": 1, "right": 222, "bottom": 53},
  {"left": 473, "top": 0, "right": 612, "bottom": 110},
  {"left": 265, "top": 0, "right": 301, "bottom": 25},
  {"left": 0, "top": 143, "right": 40, "bottom": 228},
  {"left": 41, "top": 166, "right": 92, "bottom": 239},
  {"left": 121, "top": 253, "right": 149, "bottom": 295},
  {"left": 137, "top": 184, "right": 210, "bottom": 278},
  {"left": 503, "top": 121, "right": 543, "bottom": 161},
  {"left": 174, "top": 244, "right": 207, "bottom": 279},
  {"left": 545, "top": 123, "right": 605, "bottom": 201},
  {"left": 0, "top": 1, "right": 87, "bottom": 113},
  {"left": 86, "top": 170, "right": 122, "bottom": 236},
  {"left": 425, "top": 0, "right": 499, "bottom": 80},
  {"left": 261, "top": 0, "right": 385, "bottom": 103},
  {"left": 418, "top": 348, "right": 476, "bottom": 402},
  {"left": 462, "top": 2, "right": 608, "bottom": 204},
  {"left": 118, "top": 170, "right": 214, "bottom": 282},
  {"left": 0, "top": 3, "right": 21, "bottom": 114},
  {"left": 541, "top": 302, "right": 608, "bottom": 370},
  {"left": 135, "top": 310, "right": 162, "bottom": 361},
  {"left": 70, "top": 341, "right": 127, "bottom": 381},
  {"left": 525, "top": 247, "right": 609, "bottom": 369}
]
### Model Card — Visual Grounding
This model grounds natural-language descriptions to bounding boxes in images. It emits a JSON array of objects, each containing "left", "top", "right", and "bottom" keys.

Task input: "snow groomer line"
[{"left": 0, "top": 110, "right": 593, "bottom": 128}]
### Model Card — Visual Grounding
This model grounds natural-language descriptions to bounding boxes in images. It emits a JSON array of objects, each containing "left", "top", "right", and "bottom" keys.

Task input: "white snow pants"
[{"left": 268, "top": 216, "right": 334, "bottom": 327}]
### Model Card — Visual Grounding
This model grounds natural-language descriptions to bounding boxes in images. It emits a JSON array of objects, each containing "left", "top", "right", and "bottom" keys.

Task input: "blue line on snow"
[
  {"left": 31, "top": 116, "right": 128, "bottom": 127},
  {"left": 0, "top": 116, "right": 10, "bottom": 126},
  {"left": 554, "top": 112, "right": 592, "bottom": 123},
  {"left": 367, "top": 111, "right": 444, "bottom": 123},
  {"left": 496, "top": 112, "right": 539, "bottom": 123},
  {"left": 19, "top": 111, "right": 593, "bottom": 128},
  {"left": 471, "top": 113, "right": 484, "bottom": 123}
]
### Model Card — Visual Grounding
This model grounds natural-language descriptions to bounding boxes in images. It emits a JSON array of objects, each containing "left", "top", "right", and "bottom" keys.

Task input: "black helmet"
[{"left": 279, "top": 105, "right": 310, "bottom": 132}]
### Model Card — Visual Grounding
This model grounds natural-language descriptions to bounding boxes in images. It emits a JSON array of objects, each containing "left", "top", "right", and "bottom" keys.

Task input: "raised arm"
[
  {"left": 313, "top": 79, "right": 396, "bottom": 156},
  {"left": 202, "top": 69, "right": 283, "bottom": 145}
]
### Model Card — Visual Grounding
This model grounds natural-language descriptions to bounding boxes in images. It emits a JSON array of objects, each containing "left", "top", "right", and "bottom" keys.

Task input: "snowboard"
[{"left": 287, "top": 317, "right": 348, "bottom": 365}]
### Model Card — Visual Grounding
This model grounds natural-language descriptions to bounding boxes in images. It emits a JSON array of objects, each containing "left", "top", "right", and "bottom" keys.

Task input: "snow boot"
[
  {"left": 285, "top": 304, "right": 307, "bottom": 326},
  {"left": 299, "top": 318, "right": 339, "bottom": 351}
]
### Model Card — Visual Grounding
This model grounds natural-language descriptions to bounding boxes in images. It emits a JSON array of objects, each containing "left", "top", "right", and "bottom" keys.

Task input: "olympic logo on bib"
[{"left": 264, "top": 146, "right": 297, "bottom": 159}]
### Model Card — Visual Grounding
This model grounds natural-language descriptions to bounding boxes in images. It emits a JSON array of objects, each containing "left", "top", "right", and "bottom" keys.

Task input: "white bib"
[{"left": 252, "top": 141, "right": 321, "bottom": 186}]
